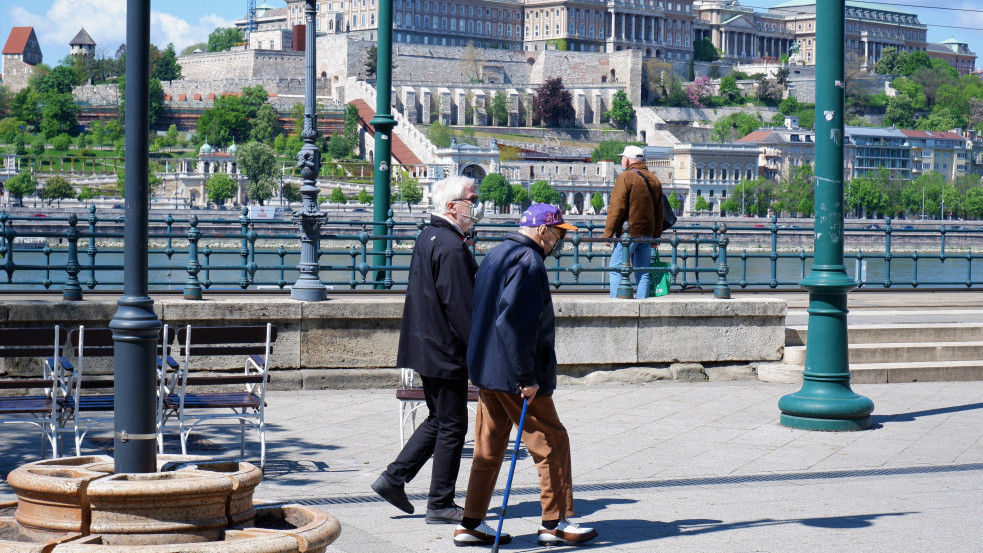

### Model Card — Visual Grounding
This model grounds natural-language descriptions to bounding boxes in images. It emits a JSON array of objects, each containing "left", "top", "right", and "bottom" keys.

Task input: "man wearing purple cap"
[{"left": 453, "top": 203, "right": 598, "bottom": 547}]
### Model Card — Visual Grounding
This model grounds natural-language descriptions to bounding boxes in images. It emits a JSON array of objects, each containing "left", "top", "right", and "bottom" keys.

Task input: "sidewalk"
[{"left": 3, "top": 380, "right": 981, "bottom": 552}]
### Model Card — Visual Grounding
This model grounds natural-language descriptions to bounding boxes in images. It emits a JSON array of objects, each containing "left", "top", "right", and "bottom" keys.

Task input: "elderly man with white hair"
[{"left": 372, "top": 174, "right": 483, "bottom": 524}]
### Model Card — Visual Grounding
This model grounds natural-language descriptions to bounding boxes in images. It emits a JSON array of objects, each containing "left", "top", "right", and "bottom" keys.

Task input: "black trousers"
[{"left": 384, "top": 375, "right": 469, "bottom": 510}]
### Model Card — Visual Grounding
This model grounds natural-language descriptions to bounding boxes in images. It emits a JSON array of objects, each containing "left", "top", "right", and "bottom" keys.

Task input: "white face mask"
[{"left": 549, "top": 237, "right": 565, "bottom": 259}]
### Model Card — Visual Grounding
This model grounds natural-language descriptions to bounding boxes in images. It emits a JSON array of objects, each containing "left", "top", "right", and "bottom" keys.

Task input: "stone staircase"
[{"left": 757, "top": 323, "right": 983, "bottom": 384}]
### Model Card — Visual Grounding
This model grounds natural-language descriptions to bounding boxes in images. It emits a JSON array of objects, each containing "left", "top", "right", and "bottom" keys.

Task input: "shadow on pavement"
[{"left": 872, "top": 402, "right": 983, "bottom": 424}]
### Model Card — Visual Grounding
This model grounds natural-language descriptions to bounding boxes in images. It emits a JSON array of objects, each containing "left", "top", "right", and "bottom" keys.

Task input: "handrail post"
[
  {"left": 63, "top": 213, "right": 82, "bottom": 301},
  {"left": 713, "top": 222, "right": 730, "bottom": 299},
  {"left": 615, "top": 222, "right": 634, "bottom": 299},
  {"left": 184, "top": 216, "right": 202, "bottom": 300}
]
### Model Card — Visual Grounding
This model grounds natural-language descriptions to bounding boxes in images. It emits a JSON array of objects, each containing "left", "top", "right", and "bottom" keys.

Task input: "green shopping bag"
[{"left": 650, "top": 251, "right": 671, "bottom": 297}]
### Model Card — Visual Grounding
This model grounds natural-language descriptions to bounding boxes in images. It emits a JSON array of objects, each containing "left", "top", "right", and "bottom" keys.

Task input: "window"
[
  {"left": 709, "top": 190, "right": 714, "bottom": 198},
  {"left": 746, "top": 170, "right": 752, "bottom": 179},
  {"left": 450, "top": 18, "right": 455, "bottom": 30},
  {"left": 534, "top": 24, "right": 539, "bottom": 36},
  {"left": 499, "top": 23, "right": 503, "bottom": 35},
  {"left": 370, "top": 13, "right": 375, "bottom": 24},
  {"left": 468, "top": 20, "right": 474, "bottom": 32},
  {"left": 696, "top": 168, "right": 703, "bottom": 179}
]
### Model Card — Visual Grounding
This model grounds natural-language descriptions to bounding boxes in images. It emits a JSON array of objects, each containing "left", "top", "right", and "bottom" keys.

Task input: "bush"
[{"left": 52, "top": 133, "right": 71, "bottom": 152}]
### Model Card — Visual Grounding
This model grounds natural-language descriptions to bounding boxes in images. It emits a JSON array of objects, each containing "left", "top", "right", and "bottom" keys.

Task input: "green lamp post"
[
  {"left": 778, "top": 0, "right": 873, "bottom": 431},
  {"left": 370, "top": 0, "right": 396, "bottom": 286}
]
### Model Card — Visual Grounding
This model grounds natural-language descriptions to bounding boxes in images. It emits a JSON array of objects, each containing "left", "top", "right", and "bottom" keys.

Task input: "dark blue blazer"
[{"left": 467, "top": 232, "right": 557, "bottom": 395}]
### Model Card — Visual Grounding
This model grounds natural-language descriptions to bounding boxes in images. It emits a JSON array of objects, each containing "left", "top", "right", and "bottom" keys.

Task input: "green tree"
[
  {"left": 693, "top": 37, "right": 720, "bottom": 62},
  {"left": 426, "top": 121, "right": 452, "bottom": 148},
  {"left": 963, "top": 186, "right": 983, "bottom": 219},
  {"left": 778, "top": 164, "right": 814, "bottom": 216},
  {"left": 250, "top": 103, "right": 281, "bottom": 144},
  {"left": 848, "top": 167, "right": 891, "bottom": 218},
  {"left": 328, "top": 133, "right": 350, "bottom": 159},
  {"left": 365, "top": 45, "right": 378, "bottom": 78},
  {"left": 694, "top": 194, "right": 710, "bottom": 212},
  {"left": 687, "top": 58, "right": 695, "bottom": 82},
  {"left": 604, "top": 90, "right": 634, "bottom": 130},
  {"left": 235, "top": 141, "right": 279, "bottom": 205},
  {"left": 273, "top": 134, "right": 287, "bottom": 153},
  {"left": 165, "top": 124, "right": 179, "bottom": 146},
  {"left": 357, "top": 188, "right": 373, "bottom": 205},
  {"left": 873, "top": 47, "right": 907, "bottom": 75},
  {"left": 77, "top": 185, "right": 96, "bottom": 202},
  {"left": 884, "top": 95, "right": 915, "bottom": 129},
  {"left": 916, "top": 106, "right": 966, "bottom": 132},
  {"left": 512, "top": 184, "right": 530, "bottom": 209},
  {"left": 206, "top": 173, "right": 238, "bottom": 206},
  {"left": 33, "top": 66, "right": 78, "bottom": 95},
  {"left": 344, "top": 103, "right": 359, "bottom": 156},
  {"left": 491, "top": 90, "right": 510, "bottom": 126},
  {"left": 718, "top": 75, "right": 742, "bottom": 104},
  {"left": 207, "top": 27, "right": 244, "bottom": 52},
  {"left": 479, "top": 173, "right": 513, "bottom": 212},
  {"left": 901, "top": 51, "right": 931, "bottom": 77},
  {"left": 39, "top": 93, "right": 80, "bottom": 138},
  {"left": 890, "top": 77, "right": 926, "bottom": 110},
  {"left": 533, "top": 77, "right": 574, "bottom": 127},
  {"left": 196, "top": 94, "right": 248, "bottom": 145},
  {"left": 667, "top": 191, "right": 681, "bottom": 212},
  {"left": 330, "top": 187, "right": 347, "bottom": 204},
  {"left": 30, "top": 136, "right": 45, "bottom": 156},
  {"left": 590, "top": 191, "right": 604, "bottom": 214},
  {"left": 281, "top": 182, "right": 302, "bottom": 203},
  {"left": 711, "top": 112, "right": 762, "bottom": 142},
  {"left": 529, "top": 179, "right": 562, "bottom": 205},
  {"left": 40, "top": 176, "right": 74, "bottom": 207},
  {"left": 394, "top": 172, "right": 424, "bottom": 212},
  {"left": 153, "top": 43, "right": 182, "bottom": 81},
  {"left": 5, "top": 171, "right": 36, "bottom": 206},
  {"left": 289, "top": 102, "right": 305, "bottom": 135},
  {"left": 181, "top": 42, "right": 208, "bottom": 56}
]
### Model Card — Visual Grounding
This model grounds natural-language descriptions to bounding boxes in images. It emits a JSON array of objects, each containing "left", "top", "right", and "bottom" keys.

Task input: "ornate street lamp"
[
  {"left": 778, "top": 0, "right": 873, "bottom": 431},
  {"left": 290, "top": 0, "right": 327, "bottom": 301}
]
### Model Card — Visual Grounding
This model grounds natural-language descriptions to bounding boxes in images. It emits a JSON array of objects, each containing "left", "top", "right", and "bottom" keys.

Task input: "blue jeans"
[{"left": 609, "top": 241, "right": 652, "bottom": 299}]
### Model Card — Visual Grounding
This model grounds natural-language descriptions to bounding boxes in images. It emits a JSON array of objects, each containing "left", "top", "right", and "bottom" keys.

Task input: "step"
[
  {"left": 786, "top": 324, "right": 983, "bottom": 347},
  {"left": 758, "top": 360, "right": 983, "bottom": 385},
  {"left": 783, "top": 341, "right": 983, "bottom": 365}
]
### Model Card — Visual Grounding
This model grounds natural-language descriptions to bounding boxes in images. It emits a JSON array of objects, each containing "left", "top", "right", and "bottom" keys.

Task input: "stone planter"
[{"left": 1, "top": 456, "right": 340, "bottom": 552}]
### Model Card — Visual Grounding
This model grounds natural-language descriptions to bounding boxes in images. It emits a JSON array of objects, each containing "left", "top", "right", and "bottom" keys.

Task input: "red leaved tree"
[{"left": 533, "top": 77, "right": 575, "bottom": 127}]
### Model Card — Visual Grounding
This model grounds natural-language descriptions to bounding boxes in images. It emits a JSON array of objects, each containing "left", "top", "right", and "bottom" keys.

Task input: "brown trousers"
[{"left": 463, "top": 389, "right": 575, "bottom": 521}]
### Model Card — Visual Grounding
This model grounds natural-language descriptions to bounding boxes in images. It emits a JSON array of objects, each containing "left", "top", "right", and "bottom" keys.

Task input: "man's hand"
[{"left": 519, "top": 384, "right": 539, "bottom": 404}]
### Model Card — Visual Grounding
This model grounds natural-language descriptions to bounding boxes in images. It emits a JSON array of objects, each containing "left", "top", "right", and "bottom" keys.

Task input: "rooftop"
[
  {"left": 2, "top": 27, "right": 36, "bottom": 56},
  {"left": 69, "top": 27, "right": 96, "bottom": 46}
]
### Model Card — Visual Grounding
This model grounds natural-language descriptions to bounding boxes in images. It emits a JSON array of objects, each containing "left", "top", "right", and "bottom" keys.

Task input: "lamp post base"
[{"left": 779, "top": 412, "right": 872, "bottom": 432}]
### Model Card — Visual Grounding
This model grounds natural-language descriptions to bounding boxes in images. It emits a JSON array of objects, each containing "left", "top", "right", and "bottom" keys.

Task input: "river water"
[{"left": 2, "top": 245, "right": 981, "bottom": 292}]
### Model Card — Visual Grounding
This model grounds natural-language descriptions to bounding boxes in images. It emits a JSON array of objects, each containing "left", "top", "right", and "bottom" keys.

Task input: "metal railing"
[{"left": 1, "top": 207, "right": 981, "bottom": 299}]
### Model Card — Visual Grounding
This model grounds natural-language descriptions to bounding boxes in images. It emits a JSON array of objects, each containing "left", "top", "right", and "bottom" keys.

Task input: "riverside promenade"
[
  {"left": 1, "top": 291, "right": 982, "bottom": 552},
  {"left": 2, "top": 381, "right": 981, "bottom": 552}
]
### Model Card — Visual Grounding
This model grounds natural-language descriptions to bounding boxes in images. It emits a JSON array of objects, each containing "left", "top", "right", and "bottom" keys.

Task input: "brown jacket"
[{"left": 604, "top": 161, "right": 664, "bottom": 238}]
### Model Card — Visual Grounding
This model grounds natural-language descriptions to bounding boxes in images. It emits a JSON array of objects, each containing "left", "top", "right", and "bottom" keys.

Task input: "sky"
[{"left": 1, "top": 0, "right": 981, "bottom": 68}]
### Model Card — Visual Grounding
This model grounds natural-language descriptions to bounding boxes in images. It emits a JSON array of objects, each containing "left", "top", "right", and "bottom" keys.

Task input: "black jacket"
[
  {"left": 466, "top": 232, "right": 557, "bottom": 396},
  {"left": 396, "top": 215, "right": 478, "bottom": 380}
]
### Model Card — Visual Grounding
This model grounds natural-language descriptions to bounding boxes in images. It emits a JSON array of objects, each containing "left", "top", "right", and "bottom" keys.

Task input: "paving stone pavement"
[{"left": 2, "top": 380, "right": 982, "bottom": 552}]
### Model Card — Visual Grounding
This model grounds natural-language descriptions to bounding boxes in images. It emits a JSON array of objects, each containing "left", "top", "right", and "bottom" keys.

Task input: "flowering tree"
[{"left": 686, "top": 76, "right": 712, "bottom": 108}]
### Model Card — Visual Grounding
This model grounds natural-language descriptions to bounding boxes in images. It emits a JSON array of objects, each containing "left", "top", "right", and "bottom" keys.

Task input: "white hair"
[{"left": 430, "top": 175, "right": 476, "bottom": 214}]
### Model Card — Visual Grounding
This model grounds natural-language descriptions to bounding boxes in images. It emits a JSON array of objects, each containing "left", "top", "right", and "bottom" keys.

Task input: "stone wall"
[
  {"left": 178, "top": 49, "right": 306, "bottom": 81},
  {"left": 0, "top": 296, "right": 786, "bottom": 388},
  {"left": 73, "top": 78, "right": 335, "bottom": 108},
  {"left": 1, "top": 55, "right": 36, "bottom": 93}
]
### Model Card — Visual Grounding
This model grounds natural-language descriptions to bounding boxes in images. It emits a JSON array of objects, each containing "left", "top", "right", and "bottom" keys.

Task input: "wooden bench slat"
[
  {"left": 60, "top": 395, "right": 115, "bottom": 411},
  {"left": 169, "top": 392, "right": 263, "bottom": 410},
  {"left": 0, "top": 379, "right": 55, "bottom": 389},
  {"left": 0, "top": 396, "right": 54, "bottom": 414},
  {"left": 396, "top": 387, "right": 480, "bottom": 402}
]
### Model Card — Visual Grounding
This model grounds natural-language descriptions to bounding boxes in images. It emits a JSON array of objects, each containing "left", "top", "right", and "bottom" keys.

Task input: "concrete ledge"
[{"left": 0, "top": 295, "right": 787, "bottom": 388}]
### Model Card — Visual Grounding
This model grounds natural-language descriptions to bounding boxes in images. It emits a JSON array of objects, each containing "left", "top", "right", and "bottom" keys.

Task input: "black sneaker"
[
  {"left": 426, "top": 504, "right": 464, "bottom": 524},
  {"left": 371, "top": 474, "right": 414, "bottom": 514},
  {"left": 453, "top": 521, "right": 512, "bottom": 546}
]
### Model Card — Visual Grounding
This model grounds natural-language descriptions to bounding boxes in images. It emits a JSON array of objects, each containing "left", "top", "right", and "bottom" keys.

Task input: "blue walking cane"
[{"left": 492, "top": 396, "right": 529, "bottom": 553}]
